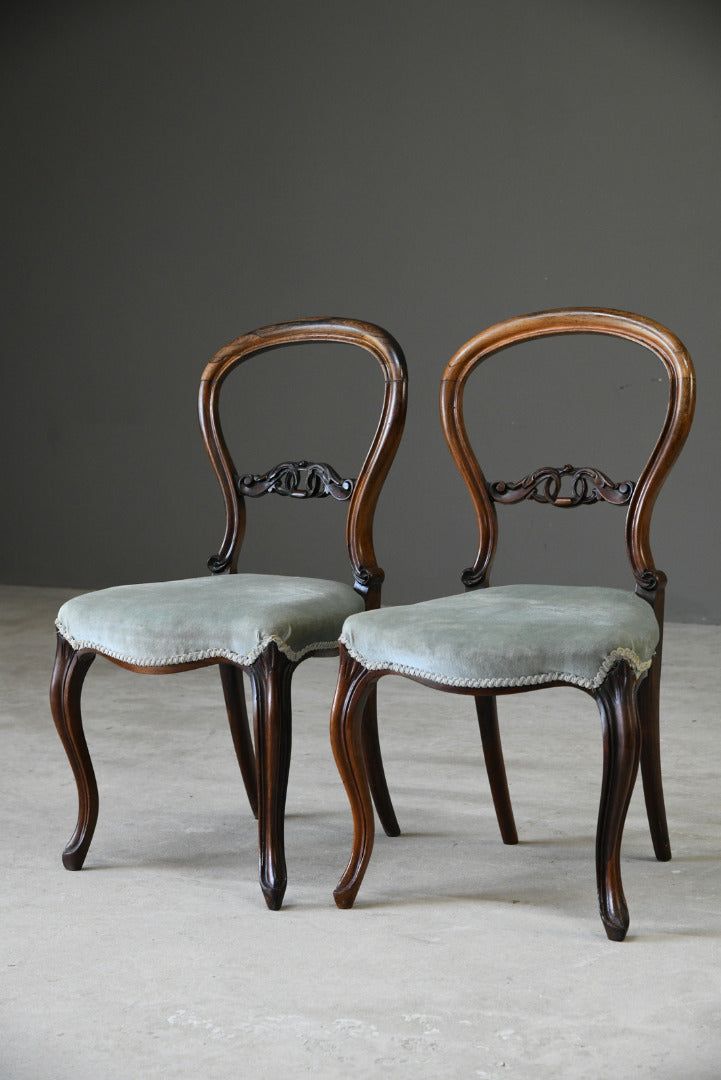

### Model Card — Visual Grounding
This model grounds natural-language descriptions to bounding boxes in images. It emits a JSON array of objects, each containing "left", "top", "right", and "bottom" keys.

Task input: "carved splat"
[
  {"left": 237, "top": 460, "right": 355, "bottom": 500},
  {"left": 488, "top": 464, "right": 635, "bottom": 507}
]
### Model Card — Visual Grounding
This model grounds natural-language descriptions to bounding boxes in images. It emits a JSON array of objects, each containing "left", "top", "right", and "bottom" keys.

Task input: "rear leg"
[
  {"left": 475, "top": 694, "right": 518, "bottom": 844},
  {"left": 361, "top": 684, "right": 400, "bottom": 837},
  {"left": 219, "top": 662, "right": 258, "bottom": 819},
  {"left": 637, "top": 656, "right": 671, "bottom": 861}
]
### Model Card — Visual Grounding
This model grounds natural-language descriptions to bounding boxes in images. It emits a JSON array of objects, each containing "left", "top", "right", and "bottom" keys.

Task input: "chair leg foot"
[
  {"left": 595, "top": 661, "right": 641, "bottom": 942},
  {"left": 50, "top": 634, "right": 97, "bottom": 870},
  {"left": 249, "top": 644, "right": 294, "bottom": 910},
  {"left": 260, "top": 877, "right": 287, "bottom": 911},
  {"left": 332, "top": 887, "right": 355, "bottom": 909},
  {"left": 62, "top": 849, "right": 87, "bottom": 871},
  {"left": 331, "top": 648, "right": 379, "bottom": 909}
]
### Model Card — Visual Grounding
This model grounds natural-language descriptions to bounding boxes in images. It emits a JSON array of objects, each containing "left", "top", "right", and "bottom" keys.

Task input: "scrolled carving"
[
  {"left": 488, "top": 464, "right": 635, "bottom": 508},
  {"left": 352, "top": 565, "right": 385, "bottom": 600},
  {"left": 461, "top": 565, "right": 488, "bottom": 589},
  {"left": 237, "top": 460, "right": 355, "bottom": 501},
  {"left": 635, "top": 568, "right": 661, "bottom": 594},
  {"left": 207, "top": 553, "right": 233, "bottom": 574}
]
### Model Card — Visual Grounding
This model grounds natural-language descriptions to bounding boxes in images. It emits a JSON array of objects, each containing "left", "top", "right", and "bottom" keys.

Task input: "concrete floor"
[{"left": 1, "top": 584, "right": 720, "bottom": 1079}]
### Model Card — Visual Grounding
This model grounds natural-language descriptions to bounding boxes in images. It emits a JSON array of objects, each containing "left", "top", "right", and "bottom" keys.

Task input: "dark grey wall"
[{"left": 3, "top": 0, "right": 719, "bottom": 621}]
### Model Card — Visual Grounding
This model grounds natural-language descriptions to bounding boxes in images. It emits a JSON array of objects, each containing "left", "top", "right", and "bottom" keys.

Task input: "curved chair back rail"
[
  {"left": 199, "top": 317, "right": 408, "bottom": 606},
  {"left": 440, "top": 308, "right": 695, "bottom": 600}
]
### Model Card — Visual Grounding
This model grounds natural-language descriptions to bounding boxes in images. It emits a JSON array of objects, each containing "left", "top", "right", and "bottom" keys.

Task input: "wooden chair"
[
  {"left": 330, "top": 308, "right": 695, "bottom": 939},
  {"left": 50, "top": 317, "right": 407, "bottom": 909}
]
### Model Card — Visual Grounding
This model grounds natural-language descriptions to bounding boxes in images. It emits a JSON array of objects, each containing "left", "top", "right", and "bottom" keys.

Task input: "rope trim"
[
  {"left": 55, "top": 620, "right": 339, "bottom": 668},
  {"left": 338, "top": 637, "right": 652, "bottom": 690}
]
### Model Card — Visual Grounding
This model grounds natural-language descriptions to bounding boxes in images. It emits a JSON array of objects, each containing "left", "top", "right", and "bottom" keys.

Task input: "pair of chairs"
[{"left": 50, "top": 309, "right": 695, "bottom": 939}]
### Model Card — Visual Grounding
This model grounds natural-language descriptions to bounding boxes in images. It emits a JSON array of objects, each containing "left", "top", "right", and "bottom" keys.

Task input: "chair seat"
[
  {"left": 56, "top": 573, "right": 366, "bottom": 668},
  {"left": 340, "top": 584, "right": 660, "bottom": 690}
]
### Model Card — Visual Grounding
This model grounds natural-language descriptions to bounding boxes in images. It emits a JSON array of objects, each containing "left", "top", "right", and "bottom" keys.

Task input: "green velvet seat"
[
  {"left": 340, "top": 584, "right": 659, "bottom": 691},
  {"left": 57, "top": 574, "right": 365, "bottom": 669}
]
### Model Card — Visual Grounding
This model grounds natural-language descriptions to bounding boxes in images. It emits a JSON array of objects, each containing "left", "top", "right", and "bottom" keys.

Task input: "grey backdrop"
[{"left": 3, "top": 0, "right": 719, "bottom": 622}]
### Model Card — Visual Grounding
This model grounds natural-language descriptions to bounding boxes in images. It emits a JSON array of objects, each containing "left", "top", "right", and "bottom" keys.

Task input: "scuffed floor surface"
[{"left": 1, "top": 585, "right": 720, "bottom": 1079}]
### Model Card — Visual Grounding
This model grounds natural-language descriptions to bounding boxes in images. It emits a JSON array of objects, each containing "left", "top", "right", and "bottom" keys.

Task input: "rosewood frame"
[
  {"left": 331, "top": 308, "right": 695, "bottom": 939},
  {"left": 51, "top": 317, "right": 407, "bottom": 910}
]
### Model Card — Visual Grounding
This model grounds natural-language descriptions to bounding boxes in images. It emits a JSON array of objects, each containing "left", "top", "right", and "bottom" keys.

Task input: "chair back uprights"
[
  {"left": 440, "top": 308, "right": 696, "bottom": 621},
  {"left": 198, "top": 318, "right": 408, "bottom": 609}
]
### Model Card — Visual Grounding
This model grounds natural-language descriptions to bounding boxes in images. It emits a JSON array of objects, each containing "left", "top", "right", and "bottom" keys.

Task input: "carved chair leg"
[
  {"left": 474, "top": 694, "right": 518, "bottom": 845},
  {"left": 219, "top": 663, "right": 258, "bottom": 820},
  {"left": 331, "top": 648, "right": 380, "bottom": 909},
  {"left": 594, "top": 662, "right": 641, "bottom": 941},
  {"left": 361, "top": 684, "right": 400, "bottom": 837},
  {"left": 49, "top": 634, "right": 97, "bottom": 870},
  {"left": 636, "top": 656, "right": 671, "bottom": 861},
  {"left": 248, "top": 644, "right": 295, "bottom": 910}
]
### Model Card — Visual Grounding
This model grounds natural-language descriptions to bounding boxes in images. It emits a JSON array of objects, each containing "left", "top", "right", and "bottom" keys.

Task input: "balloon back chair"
[
  {"left": 330, "top": 308, "right": 695, "bottom": 939},
  {"left": 51, "top": 317, "right": 407, "bottom": 909}
]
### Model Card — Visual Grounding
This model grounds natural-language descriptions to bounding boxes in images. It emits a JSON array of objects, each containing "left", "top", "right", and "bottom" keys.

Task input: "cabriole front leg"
[
  {"left": 331, "top": 648, "right": 380, "bottom": 909},
  {"left": 49, "top": 634, "right": 97, "bottom": 870},
  {"left": 594, "top": 661, "right": 641, "bottom": 941},
  {"left": 249, "top": 644, "right": 295, "bottom": 910}
]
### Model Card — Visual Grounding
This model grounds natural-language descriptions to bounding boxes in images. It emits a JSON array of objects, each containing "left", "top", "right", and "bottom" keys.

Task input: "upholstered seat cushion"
[
  {"left": 56, "top": 574, "right": 366, "bottom": 667},
  {"left": 340, "top": 584, "right": 660, "bottom": 690}
]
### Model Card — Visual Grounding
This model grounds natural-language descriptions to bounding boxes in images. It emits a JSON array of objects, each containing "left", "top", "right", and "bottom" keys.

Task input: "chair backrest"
[
  {"left": 440, "top": 308, "right": 695, "bottom": 618},
  {"left": 198, "top": 317, "right": 408, "bottom": 609}
]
